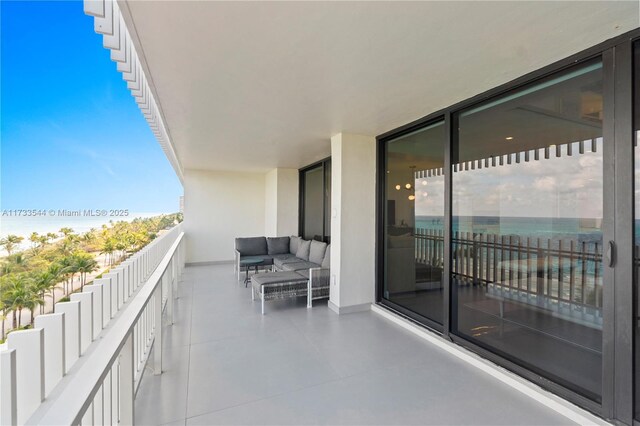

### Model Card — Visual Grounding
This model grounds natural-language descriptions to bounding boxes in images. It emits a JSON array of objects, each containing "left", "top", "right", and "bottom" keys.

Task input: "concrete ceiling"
[{"left": 121, "top": 1, "right": 638, "bottom": 173}]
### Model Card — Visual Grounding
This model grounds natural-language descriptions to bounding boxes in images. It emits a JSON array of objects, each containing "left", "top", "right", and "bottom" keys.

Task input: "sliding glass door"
[
  {"left": 377, "top": 31, "right": 640, "bottom": 421},
  {"left": 382, "top": 121, "right": 446, "bottom": 326},
  {"left": 451, "top": 60, "right": 605, "bottom": 402}
]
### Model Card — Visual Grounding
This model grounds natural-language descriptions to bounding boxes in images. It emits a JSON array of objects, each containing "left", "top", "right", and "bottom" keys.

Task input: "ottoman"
[{"left": 251, "top": 271, "right": 308, "bottom": 314}]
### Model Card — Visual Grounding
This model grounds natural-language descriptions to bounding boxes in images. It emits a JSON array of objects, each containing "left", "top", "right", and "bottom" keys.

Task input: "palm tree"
[
  {"left": 29, "top": 232, "right": 40, "bottom": 252},
  {"left": 2, "top": 273, "right": 32, "bottom": 329},
  {"left": 0, "top": 279, "right": 8, "bottom": 341},
  {"left": 0, "top": 235, "right": 24, "bottom": 256},
  {"left": 74, "top": 254, "right": 98, "bottom": 291},
  {"left": 59, "top": 232, "right": 80, "bottom": 256},
  {"left": 46, "top": 263, "right": 64, "bottom": 305},
  {"left": 2, "top": 253, "right": 27, "bottom": 275},
  {"left": 24, "top": 284, "right": 44, "bottom": 326},
  {"left": 100, "top": 238, "right": 115, "bottom": 266},
  {"left": 57, "top": 256, "right": 75, "bottom": 295},
  {"left": 31, "top": 270, "right": 56, "bottom": 314},
  {"left": 59, "top": 227, "right": 74, "bottom": 238}
]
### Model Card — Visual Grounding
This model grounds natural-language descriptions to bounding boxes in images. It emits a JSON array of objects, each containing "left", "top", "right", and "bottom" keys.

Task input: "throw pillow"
[
  {"left": 309, "top": 240, "right": 327, "bottom": 265},
  {"left": 296, "top": 239, "right": 311, "bottom": 261},
  {"left": 267, "top": 237, "right": 290, "bottom": 255}
]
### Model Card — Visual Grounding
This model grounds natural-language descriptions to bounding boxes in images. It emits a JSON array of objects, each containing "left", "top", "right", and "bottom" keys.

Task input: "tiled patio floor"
[{"left": 134, "top": 264, "right": 575, "bottom": 425}]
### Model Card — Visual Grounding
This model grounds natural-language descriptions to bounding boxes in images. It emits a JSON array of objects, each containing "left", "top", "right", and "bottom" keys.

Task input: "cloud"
[{"left": 533, "top": 176, "right": 556, "bottom": 191}]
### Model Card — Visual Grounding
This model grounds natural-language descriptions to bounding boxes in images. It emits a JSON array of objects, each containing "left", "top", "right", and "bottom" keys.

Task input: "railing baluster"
[
  {"left": 508, "top": 235, "right": 514, "bottom": 289},
  {"left": 119, "top": 333, "right": 135, "bottom": 425},
  {"left": 154, "top": 284, "right": 163, "bottom": 375},
  {"left": 478, "top": 233, "right": 484, "bottom": 283},
  {"left": 7, "top": 329, "right": 44, "bottom": 424},
  {"left": 0, "top": 349, "right": 17, "bottom": 426},
  {"left": 492, "top": 234, "right": 498, "bottom": 283},
  {"left": 581, "top": 241, "right": 587, "bottom": 304},
  {"left": 536, "top": 238, "right": 544, "bottom": 296},
  {"left": 594, "top": 242, "right": 600, "bottom": 308},
  {"left": 55, "top": 301, "right": 81, "bottom": 373},
  {"left": 558, "top": 239, "right": 564, "bottom": 301},
  {"left": 466, "top": 232, "right": 476, "bottom": 284},
  {"left": 485, "top": 233, "right": 490, "bottom": 283},
  {"left": 501, "top": 235, "right": 506, "bottom": 285},
  {"left": 547, "top": 239, "right": 552, "bottom": 298},
  {"left": 33, "top": 313, "right": 65, "bottom": 398},
  {"left": 516, "top": 236, "right": 522, "bottom": 290},
  {"left": 70, "top": 292, "right": 94, "bottom": 354},
  {"left": 526, "top": 237, "right": 532, "bottom": 293},
  {"left": 426, "top": 228, "right": 430, "bottom": 265},
  {"left": 569, "top": 240, "right": 575, "bottom": 303}
]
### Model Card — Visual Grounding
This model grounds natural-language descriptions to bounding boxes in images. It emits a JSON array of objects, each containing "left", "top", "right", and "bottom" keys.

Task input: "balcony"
[
  {"left": 2, "top": 1, "right": 639, "bottom": 424},
  {"left": 134, "top": 263, "right": 594, "bottom": 425}
]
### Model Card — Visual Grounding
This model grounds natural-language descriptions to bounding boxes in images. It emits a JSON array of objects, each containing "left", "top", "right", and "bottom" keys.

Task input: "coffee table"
[{"left": 239, "top": 257, "right": 264, "bottom": 287}]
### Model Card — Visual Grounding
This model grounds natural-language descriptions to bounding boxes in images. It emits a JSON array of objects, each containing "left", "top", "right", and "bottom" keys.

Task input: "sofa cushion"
[
  {"left": 309, "top": 240, "right": 327, "bottom": 265},
  {"left": 235, "top": 237, "right": 268, "bottom": 256},
  {"left": 289, "top": 236, "right": 302, "bottom": 255},
  {"left": 282, "top": 261, "right": 319, "bottom": 272},
  {"left": 267, "top": 237, "right": 290, "bottom": 255},
  {"left": 296, "top": 239, "right": 311, "bottom": 261},
  {"left": 273, "top": 254, "right": 298, "bottom": 269},
  {"left": 322, "top": 244, "right": 331, "bottom": 268}
]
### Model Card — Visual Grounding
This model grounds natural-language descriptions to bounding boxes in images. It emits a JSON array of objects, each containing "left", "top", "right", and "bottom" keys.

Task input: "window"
[{"left": 300, "top": 159, "right": 331, "bottom": 242}]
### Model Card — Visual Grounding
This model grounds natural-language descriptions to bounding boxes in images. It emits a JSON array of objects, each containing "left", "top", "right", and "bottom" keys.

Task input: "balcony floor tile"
[{"left": 135, "top": 264, "right": 577, "bottom": 425}]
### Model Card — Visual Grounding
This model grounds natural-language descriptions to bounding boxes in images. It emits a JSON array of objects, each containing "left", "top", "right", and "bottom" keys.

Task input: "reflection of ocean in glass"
[{"left": 416, "top": 215, "right": 603, "bottom": 242}]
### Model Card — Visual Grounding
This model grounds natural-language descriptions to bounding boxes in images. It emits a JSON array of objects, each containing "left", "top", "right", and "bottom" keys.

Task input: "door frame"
[{"left": 299, "top": 157, "right": 331, "bottom": 243}]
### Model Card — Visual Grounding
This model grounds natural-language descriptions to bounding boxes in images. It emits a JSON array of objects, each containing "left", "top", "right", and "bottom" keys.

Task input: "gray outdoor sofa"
[{"left": 234, "top": 236, "right": 330, "bottom": 314}]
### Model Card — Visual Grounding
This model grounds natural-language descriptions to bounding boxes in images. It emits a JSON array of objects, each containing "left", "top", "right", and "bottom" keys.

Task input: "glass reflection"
[
  {"left": 303, "top": 165, "right": 324, "bottom": 241},
  {"left": 452, "top": 60, "right": 603, "bottom": 401},
  {"left": 384, "top": 122, "right": 445, "bottom": 324}
]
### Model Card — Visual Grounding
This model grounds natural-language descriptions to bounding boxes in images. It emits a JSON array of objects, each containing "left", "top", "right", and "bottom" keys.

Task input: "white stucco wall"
[
  {"left": 184, "top": 169, "right": 266, "bottom": 263},
  {"left": 265, "top": 169, "right": 279, "bottom": 236},
  {"left": 275, "top": 168, "right": 299, "bottom": 236},
  {"left": 264, "top": 168, "right": 299, "bottom": 237},
  {"left": 329, "top": 133, "right": 377, "bottom": 312}
]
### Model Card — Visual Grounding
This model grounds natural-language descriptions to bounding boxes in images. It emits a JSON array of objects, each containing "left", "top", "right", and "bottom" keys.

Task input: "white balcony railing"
[{"left": 0, "top": 224, "right": 185, "bottom": 425}]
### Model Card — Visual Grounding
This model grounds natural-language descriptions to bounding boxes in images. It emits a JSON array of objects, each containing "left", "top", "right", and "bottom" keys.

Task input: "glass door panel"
[
  {"left": 452, "top": 60, "right": 604, "bottom": 402},
  {"left": 383, "top": 121, "right": 446, "bottom": 325}
]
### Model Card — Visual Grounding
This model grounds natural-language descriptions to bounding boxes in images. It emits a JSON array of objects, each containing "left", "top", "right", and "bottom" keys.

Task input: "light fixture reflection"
[
  {"left": 395, "top": 184, "right": 401, "bottom": 190},
  {"left": 408, "top": 195, "right": 415, "bottom": 201}
]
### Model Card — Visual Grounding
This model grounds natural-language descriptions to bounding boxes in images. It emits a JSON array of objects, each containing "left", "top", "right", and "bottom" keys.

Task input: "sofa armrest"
[{"left": 234, "top": 249, "right": 241, "bottom": 273}]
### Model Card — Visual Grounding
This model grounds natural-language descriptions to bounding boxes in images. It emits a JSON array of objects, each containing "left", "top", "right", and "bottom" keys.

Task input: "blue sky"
[{"left": 1, "top": 1, "right": 183, "bottom": 213}]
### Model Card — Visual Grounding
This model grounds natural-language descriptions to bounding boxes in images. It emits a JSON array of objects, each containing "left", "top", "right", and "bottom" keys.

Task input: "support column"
[{"left": 329, "top": 133, "right": 376, "bottom": 314}]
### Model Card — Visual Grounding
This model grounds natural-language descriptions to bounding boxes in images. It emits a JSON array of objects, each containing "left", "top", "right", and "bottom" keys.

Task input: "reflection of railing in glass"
[{"left": 416, "top": 227, "right": 604, "bottom": 326}]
